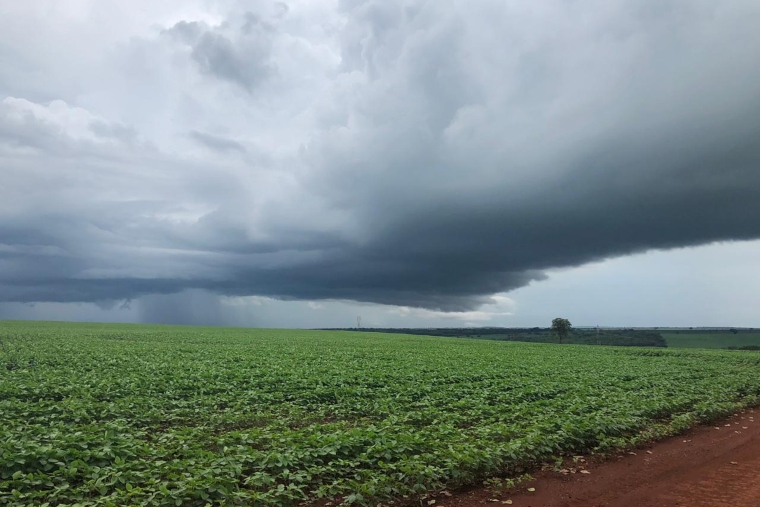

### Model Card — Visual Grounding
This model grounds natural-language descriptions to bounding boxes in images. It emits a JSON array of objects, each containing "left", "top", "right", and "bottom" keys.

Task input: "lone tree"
[{"left": 551, "top": 318, "right": 572, "bottom": 344}]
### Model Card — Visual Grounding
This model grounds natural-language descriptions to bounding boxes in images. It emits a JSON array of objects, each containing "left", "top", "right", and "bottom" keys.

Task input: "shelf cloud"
[{"left": 1, "top": 0, "right": 760, "bottom": 316}]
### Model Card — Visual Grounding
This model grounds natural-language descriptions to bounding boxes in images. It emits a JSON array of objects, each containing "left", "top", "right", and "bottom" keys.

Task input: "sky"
[{"left": 1, "top": 0, "right": 760, "bottom": 328}]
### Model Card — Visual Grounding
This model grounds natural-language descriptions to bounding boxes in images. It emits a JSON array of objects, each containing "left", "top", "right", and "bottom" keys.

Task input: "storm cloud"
[{"left": 1, "top": 0, "right": 760, "bottom": 316}]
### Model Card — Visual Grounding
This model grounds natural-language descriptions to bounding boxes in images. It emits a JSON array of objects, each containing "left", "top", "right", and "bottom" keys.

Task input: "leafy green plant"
[
  {"left": 1, "top": 321, "right": 759, "bottom": 506},
  {"left": 0, "top": 332, "right": 35, "bottom": 371}
]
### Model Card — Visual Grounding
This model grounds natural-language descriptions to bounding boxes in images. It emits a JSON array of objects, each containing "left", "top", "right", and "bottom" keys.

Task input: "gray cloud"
[
  {"left": 164, "top": 13, "right": 277, "bottom": 92},
  {"left": 189, "top": 130, "right": 246, "bottom": 153},
  {"left": 89, "top": 120, "right": 138, "bottom": 144},
  {"left": 138, "top": 290, "right": 224, "bottom": 326},
  {"left": 1, "top": 0, "right": 760, "bottom": 318}
]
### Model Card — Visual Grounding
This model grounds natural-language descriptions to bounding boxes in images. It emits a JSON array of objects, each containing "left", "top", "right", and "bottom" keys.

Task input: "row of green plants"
[{"left": 1, "top": 321, "right": 759, "bottom": 506}]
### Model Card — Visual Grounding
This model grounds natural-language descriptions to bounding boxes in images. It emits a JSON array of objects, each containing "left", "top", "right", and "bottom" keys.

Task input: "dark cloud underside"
[{"left": 1, "top": 0, "right": 760, "bottom": 313}]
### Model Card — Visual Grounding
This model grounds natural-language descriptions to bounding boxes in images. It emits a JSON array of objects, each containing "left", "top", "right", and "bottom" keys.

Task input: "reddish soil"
[{"left": 439, "top": 408, "right": 759, "bottom": 507}]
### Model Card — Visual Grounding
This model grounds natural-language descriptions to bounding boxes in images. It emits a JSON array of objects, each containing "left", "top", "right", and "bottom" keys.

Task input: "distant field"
[
  {"left": 2, "top": 321, "right": 760, "bottom": 507},
  {"left": 662, "top": 332, "right": 760, "bottom": 349},
  {"left": 345, "top": 327, "right": 667, "bottom": 347}
]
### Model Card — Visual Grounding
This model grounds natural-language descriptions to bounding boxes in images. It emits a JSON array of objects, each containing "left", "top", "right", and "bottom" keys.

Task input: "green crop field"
[
  {"left": 662, "top": 332, "right": 760, "bottom": 349},
  {"left": 2, "top": 321, "right": 760, "bottom": 507}
]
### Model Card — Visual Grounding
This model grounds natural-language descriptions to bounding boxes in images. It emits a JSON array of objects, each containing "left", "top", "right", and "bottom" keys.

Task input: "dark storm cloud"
[{"left": 2, "top": 0, "right": 760, "bottom": 314}]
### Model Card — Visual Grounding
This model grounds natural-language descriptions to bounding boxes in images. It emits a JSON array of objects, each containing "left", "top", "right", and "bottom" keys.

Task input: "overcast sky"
[{"left": 2, "top": 0, "right": 760, "bottom": 328}]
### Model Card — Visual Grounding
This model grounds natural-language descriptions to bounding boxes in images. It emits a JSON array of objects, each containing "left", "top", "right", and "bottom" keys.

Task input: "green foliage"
[
  {"left": 340, "top": 327, "right": 668, "bottom": 347},
  {"left": 0, "top": 332, "right": 36, "bottom": 371},
  {"left": 663, "top": 332, "right": 760, "bottom": 349},
  {"left": 2, "top": 321, "right": 760, "bottom": 506}
]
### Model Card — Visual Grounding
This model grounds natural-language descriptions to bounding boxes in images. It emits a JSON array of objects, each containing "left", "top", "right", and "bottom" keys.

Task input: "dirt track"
[{"left": 444, "top": 408, "right": 759, "bottom": 507}]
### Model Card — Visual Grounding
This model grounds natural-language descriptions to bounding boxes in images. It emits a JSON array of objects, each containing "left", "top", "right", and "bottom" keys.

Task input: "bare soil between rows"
[{"left": 441, "top": 408, "right": 759, "bottom": 507}]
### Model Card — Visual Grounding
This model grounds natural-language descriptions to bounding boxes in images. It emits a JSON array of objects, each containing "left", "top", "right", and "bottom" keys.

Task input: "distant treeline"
[
  {"left": 321, "top": 327, "right": 668, "bottom": 347},
  {"left": 667, "top": 328, "right": 754, "bottom": 334}
]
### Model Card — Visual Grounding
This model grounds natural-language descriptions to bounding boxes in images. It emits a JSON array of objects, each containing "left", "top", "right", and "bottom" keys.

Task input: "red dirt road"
[{"left": 443, "top": 408, "right": 759, "bottom": 507}]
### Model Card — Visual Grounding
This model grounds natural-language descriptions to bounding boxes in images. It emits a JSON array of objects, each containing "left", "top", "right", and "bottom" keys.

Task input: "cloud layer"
[{"left": 2, "top": 0, "right": 760, "bottom": 313}]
